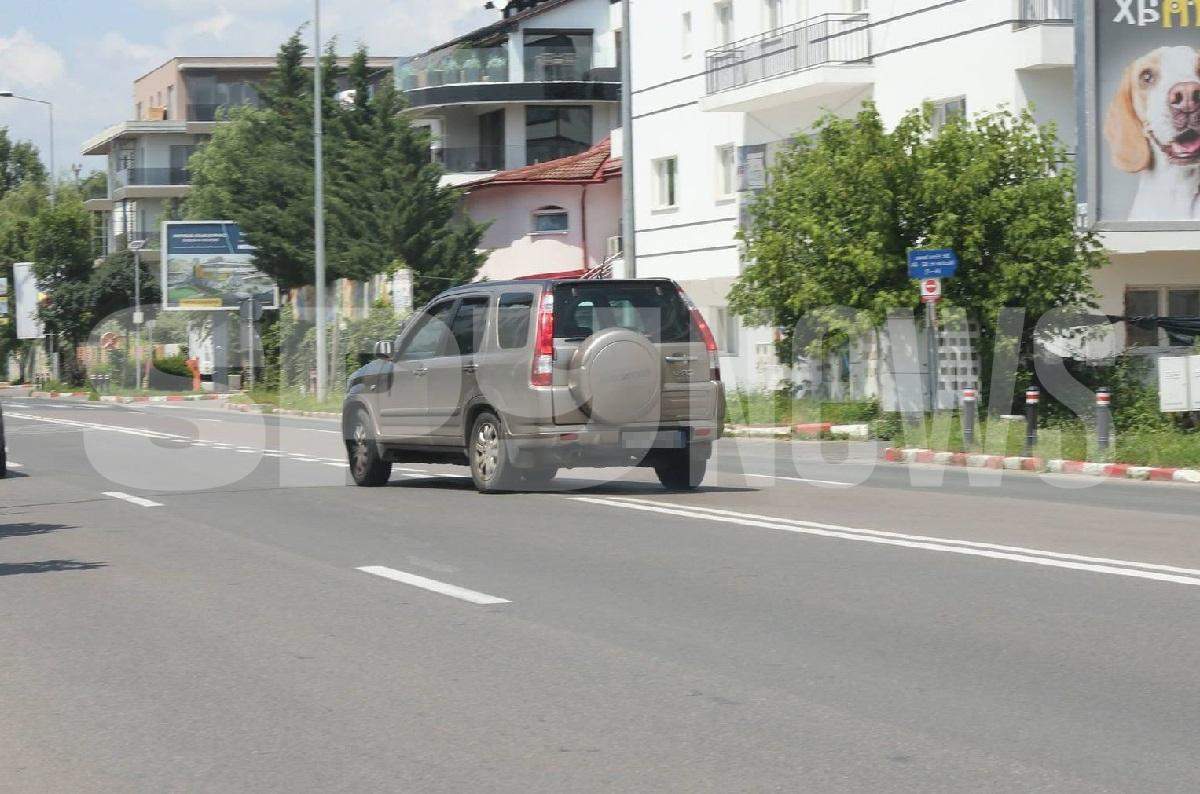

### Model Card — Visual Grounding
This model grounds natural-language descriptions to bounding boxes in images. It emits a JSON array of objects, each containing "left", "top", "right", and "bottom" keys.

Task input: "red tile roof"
[{"left": 464, "top": 138, "right": 620, "bottom": 189}]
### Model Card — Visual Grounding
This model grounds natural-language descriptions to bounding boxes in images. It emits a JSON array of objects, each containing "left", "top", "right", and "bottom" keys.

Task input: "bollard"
[
  {"left": 1024, "top": 386, "right": 1040, "bottom": 457},
  {"left": 1096, "top": 386, "right": 1112, "bottom": 452},
  {"left": 961, "top": 387, "right": 978, "bottom": 449}
]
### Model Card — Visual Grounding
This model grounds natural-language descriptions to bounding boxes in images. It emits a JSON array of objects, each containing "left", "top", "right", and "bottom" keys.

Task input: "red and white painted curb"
[
  {"left": 26, "top": 391, "right": 227, "bottom": 404},
  {"left": 883, "top": 447, "right": 1200, "bottom": 485}
]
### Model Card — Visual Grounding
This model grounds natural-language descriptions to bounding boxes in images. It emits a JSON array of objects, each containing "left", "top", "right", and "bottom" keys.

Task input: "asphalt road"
[{"left": 3, "top": 396, "right": 1200, "bottom": 792}]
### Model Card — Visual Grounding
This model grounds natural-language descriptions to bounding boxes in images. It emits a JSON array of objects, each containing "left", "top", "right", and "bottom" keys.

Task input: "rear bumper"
[{"left": 506, "top": 422, "right": 719, "bottom": 469}]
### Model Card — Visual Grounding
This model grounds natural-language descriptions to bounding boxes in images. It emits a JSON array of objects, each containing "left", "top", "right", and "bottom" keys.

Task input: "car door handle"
[
  {"left": 664, "top": 354, "right": 698, "bottom": 363},
  {"left": 413, "top": 367, "right": 429, "bottom": 377},
  {"left": 462, "top": 364, "right": 478, "bottom": 373}
]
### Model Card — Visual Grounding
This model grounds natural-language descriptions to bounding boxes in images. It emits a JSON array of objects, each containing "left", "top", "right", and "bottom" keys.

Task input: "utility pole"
[
  {"left": 313, "top": 0, "right": 329, "bottom": 400},
  {"left": 620, "top": 0, "right": 636, "bottom": 279},
  {"left": 129, "top": 239, "right": 146, "bottom": 389}
]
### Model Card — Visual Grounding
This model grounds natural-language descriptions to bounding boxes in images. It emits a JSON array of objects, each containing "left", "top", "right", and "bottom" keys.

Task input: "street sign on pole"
[
  {"left": 920, "top": 277, "right": 942, "bottom": 303},
  {"left": 908, "top": 249, "right": 959, "bottom": 279}
]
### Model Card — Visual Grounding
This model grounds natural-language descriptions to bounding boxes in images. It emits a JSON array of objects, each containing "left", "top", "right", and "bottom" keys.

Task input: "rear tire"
[
  {"left": 469, "top": 411, "right": 517, "bottom": 494},
  {"left": 654, "top": 450, "right": 707, "bottom": 491},
  {"left": 347, "top": 410, "right": 392, "bottom": 487}
]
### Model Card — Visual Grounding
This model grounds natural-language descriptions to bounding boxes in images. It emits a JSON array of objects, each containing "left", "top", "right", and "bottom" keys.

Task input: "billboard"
[
  {"left": 1081, "top": 1, "right": 1200, "bottom": 227},
  {"left": 161, "top": 221, "right": 279, "bottom": 311},
  {"left": 12, "top": 262, "right": 44, "bottom": 340}
]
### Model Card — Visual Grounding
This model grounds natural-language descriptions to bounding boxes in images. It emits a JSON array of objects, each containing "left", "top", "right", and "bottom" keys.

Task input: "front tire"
[
  {"left": 347, "top": 410, "right": 392, "bottom": 487},
  {"left": 469, "top": 411, "right": 516, "bottom": 493},
  {"left": 654, "top": 449, "right": 707, "bottom": 491}
]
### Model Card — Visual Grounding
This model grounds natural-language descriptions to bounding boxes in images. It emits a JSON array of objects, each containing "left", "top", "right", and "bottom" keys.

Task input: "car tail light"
[
  {"left": 531, "top": 290, "right": 555, "bottom": 387},
  {"left": 679, "top": 288, "right": 721, "bottom": 382}
]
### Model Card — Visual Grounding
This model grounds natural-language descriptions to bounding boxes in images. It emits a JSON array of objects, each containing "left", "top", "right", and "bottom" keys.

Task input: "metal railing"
[
  {"left": 114, "top": 167, "right": 190, "bottom": 187},
  {"left": 1014, "top": 0, "right": 1074, "bottom": 27},
  {"left": 430, "top": 141, "right": 592, "bottom": 174},
  {"left": 706, "top": 13, "right": 870, "bottom": 96}
]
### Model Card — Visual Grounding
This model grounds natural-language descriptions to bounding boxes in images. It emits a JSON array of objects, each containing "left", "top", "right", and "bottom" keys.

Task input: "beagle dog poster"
[{"left": 1096, "top": 0, "right": 1200, "bottom": 222}]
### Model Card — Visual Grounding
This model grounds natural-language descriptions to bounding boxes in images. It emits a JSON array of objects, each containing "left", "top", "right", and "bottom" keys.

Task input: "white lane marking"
[
  {"left": 312, "top": 429, "right": 343, "bottom": 435},
  {"left": 355, "top": 566, "right": 510, "bottom": 605},
  {"left": 574, "top": 496, "right": 1200, "bottom": 589},
  {"left": 743, "top": 472, "right": 853, "bottom": 487},
  {"left": 103, "top": 491, "right": 164, "bottom": 508},
  {"left": 6, "top": 461, "right": 23, "bottom": 468},
  {"left": 322, "top": 461, "right": 350, "bottom": 468}
]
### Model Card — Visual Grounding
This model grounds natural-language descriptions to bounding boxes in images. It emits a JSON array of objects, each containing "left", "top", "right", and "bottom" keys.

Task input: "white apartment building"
[
  {"left": 626, "top": 0, "right": 1084, "bottom": 394},
  {"left": 400, "top": 0, "right": 622, "bottom": 186}
]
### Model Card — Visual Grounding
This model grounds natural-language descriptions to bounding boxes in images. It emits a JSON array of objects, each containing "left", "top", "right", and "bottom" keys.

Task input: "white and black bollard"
[
  {"left": 1024, "top": 386, "right": 1040, "bottom": 457},
  {"left": 1096, "top": 387, "right": 1112, "bottom": 452},
  {"left": 961, "top": 387, "right": 978, "bottom": 449}
]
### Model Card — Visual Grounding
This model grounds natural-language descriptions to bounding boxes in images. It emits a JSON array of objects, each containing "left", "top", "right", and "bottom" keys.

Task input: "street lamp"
[
  {"left": 313, "top": 0, "right": 329, "bottom": 401},
  {"left": 0, "top": 91, "right": 56, "bottom": 204},
  {"left": 129, "top": 238, "right": 147, "bottom": 389}
]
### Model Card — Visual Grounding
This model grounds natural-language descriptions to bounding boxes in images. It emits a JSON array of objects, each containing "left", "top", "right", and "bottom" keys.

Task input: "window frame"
[
  {"left": 1125, "top": 285, "right": 1200, "bottom": 348},
  {"left": 652, "top": 156, "right": 680, "bottom": 211},
  {"left": 714, "top": 1, "right": 735, "bottom": 47},
  {"left": 396, "top": 299, "right": 458, "bottom": 361},
  {"left": 764, "top": 0, "right": 783, "bottom": 30},
  {"left": 682, "top": 11, "right": 693, "bottom": 59},
  {"left": 497, "top": 292, "right": 535, "bottom": 350},
  {"left": 715, "top": 144, "right": 737, "bottom": 201},
  {"left": 930, "top": 95, "right": 967, "bottom": 132},
  {"left": 531, "top": 206, "right": 570, "bottom": 235},
  {"left": 447, "top": 295, "right": 491, "bottom": 358}
]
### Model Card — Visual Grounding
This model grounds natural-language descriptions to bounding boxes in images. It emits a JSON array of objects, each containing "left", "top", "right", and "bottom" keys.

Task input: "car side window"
[
  {"left": 497, "top": 292, "right": 534, "bottom": 349},
  {"left": 397, "top": 301, "right": 456, "bottom": 361},
  {"left": 448, "top": 296, "right": 489, "bottom": 357}
]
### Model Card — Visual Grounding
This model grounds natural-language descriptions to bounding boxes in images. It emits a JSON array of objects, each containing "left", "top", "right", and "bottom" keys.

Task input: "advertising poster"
[
  {"left": 13, "top": 262, "right": 44, "bottom": 339},
  {"left": 161, "top": 221, "right": 279, "bottom": 311},
  {"left": 1086, "top": 1, "right": 1200, "bottom": 224}
]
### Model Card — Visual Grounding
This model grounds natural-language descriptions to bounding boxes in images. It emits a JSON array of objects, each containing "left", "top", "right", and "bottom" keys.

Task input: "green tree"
[
  {"left": 28, "top": 189, "right": 95, "bottom": 381},
  {"left": 89, "top": 250, "right": 160, "bottom": 327},
  {"left": 729, "top": 103, "right": 1104, "bottom": 394},
  {"left": 0, "top": 127, "right": 46, "bottom": 198},
  {"left": 186, "top": 35, "right": 484, "bottom": 300}
]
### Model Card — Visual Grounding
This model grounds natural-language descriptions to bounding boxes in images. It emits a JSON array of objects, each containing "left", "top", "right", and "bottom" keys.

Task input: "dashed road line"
[
  {"left": 356, "top": 565, "right": 510, "bottom": 605},
  {"left": 103, "top": 491, "right": 164, "bottom": 508}
]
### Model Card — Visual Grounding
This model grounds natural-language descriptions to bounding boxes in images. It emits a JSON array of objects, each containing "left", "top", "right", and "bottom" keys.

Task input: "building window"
[
  {"left": 524, "top": 30, "right": 594, "bottom": 82},
  {"left": 1126, "top": 287, "right": 1200, "bottom": 347},
  {"left": 526, "top": 105, "right": 593, "bottom": 164},
  {"left": 716, "top": 144, "right": 736, "bottom": 199},
  {"left": 532, "top": 206, "right": 570, "bottom": 234},
  {"left": 682, "top": 12, "right": 693, "bottom": 58},
  {"left": 712, "top": 307, "right": 739, "bottom": 355},
  {"left": 653, "top": 157, "right": 679, "bottom": 209},
  {"left": 849, "top": 0, "right": 869, "bottom": 12},
  {"left": 930, "top": 96, "right": 967, "bottom": 132},
  {"left": 135, "top": 102, "right": 142, "bottom": 121},
  {"left": 715, "top": 1, "right": 734, "bottom": 46},
  {"left": 765, "top": 0, "right": 783, "bottom": 30}
]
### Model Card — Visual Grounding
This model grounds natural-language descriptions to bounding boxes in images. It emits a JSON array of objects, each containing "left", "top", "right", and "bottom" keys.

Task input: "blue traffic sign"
[{"left": 907, "top": 248, "right": 959, "bottom": 279}]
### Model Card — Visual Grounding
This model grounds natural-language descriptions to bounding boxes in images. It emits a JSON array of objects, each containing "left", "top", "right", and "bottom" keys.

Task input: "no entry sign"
[{"left": 920, "top": 277, "right": 942, "bottom": 304}]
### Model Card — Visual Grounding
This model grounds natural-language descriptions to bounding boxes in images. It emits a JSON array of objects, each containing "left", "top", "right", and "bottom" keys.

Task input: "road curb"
[{"left": 883, "top": 447, "right": 1200, "bottom": 485}]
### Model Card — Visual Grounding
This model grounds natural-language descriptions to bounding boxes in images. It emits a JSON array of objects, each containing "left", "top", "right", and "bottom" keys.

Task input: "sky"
[{"left": 0, "top": 0, "right": 495, "bottom": 177}]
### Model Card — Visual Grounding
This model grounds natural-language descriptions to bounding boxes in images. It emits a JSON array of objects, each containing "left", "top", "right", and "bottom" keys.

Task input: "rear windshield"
[{"left": 553, "top": 282, "right": 694, "bottom": 343}]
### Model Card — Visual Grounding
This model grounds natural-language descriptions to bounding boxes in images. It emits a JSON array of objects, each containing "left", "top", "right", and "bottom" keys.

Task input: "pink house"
[{"left": 463, "top": 138, "right": 621, "bottom": 281}]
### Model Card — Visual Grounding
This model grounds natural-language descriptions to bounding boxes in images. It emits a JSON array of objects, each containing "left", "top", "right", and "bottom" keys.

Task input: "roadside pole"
[
  {"left": 129, "top": 239, "right": 146, "bottom": 389},
  {"left": 619, "top": 0, "right": 636, "bottom": 278},
  {"left": 1096, "top": 386, "right": 1112, "bottom": 452},
  {"left": 907, "top": 249, "right": 958, "bottom": 414}
]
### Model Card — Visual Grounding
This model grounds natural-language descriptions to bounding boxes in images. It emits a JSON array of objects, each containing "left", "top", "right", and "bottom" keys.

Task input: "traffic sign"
[
  {"left": 908, "top": 248, "right": 958, "bottom": 279},
  {"left": 920, "top": 278, "right": 942, "bottom": 303}
]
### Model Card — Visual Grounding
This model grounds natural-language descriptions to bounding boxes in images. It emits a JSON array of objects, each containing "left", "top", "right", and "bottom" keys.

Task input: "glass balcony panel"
[{"left": 400, "top": 40, "right": 511, "bottom": 90}]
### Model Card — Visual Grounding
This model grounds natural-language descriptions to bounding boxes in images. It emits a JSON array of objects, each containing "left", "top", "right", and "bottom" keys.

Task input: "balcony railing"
[
  {"left": 1014, "top": 0, "right": 1074, "bottom": 28},
  {"left": 706, "top": 13, "right": 870, "bottom": 96},
  {"left": 429, "top": 141, "right": 594, "bottom": 174},
  {"left": 114, "top": 168, "right": 190, "bottom": 187},
  {"left": 399, "top": 43, "right": 511, "bottom": 90}
]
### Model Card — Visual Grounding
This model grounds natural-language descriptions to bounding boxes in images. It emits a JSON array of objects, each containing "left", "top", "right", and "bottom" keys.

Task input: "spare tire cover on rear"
[{"left": 568, "top": 328, "right": 662, "bottom": 425}]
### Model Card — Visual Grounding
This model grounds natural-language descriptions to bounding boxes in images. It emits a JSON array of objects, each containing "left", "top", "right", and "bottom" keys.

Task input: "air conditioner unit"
[{"left": 605, "top": 235, "right": 622, "bottom": 260}]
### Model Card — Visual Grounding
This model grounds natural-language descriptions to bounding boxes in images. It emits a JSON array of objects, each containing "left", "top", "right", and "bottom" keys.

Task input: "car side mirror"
[{"left": 374, "top": 340, "right": 394, "bottom": 360}]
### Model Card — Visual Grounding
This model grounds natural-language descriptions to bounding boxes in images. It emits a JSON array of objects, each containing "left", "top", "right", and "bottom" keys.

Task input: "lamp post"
[
  {"left": 0, "top": 91, "right": 55, "bottom": 203},
  {"left": 619, "top": 0, "right": 636, "bottom": 278},
  {"left": 128, "top": 238, "right": 147, "bottom": 389},
  {"left": 313, "top": 0, "right": 329, "bottom": 401}
]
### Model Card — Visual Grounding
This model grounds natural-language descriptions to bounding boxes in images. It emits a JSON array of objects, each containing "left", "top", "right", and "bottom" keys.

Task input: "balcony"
[
  {"left": 1012, "top": 0, "right": 1074, "bottom": 69},
  {"left": 430, "top": 141, "right": 593, "bottom": 176},
  {"left": 114, "top": 167, "right": 190, "bottom": 187},
  {"left": 701, "top": 13, "right": 873, "bottom": 114},
  {"left": 1014, "top": 0, "right": 1074, "bottom": 28}
]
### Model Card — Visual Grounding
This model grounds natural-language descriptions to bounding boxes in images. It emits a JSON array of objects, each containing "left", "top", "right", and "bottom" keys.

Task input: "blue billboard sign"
[
  {"left": 907, "top": 249, "right": 959, "bottom": 279},
  {"left": 161, "top": 221, "right": 278, "bottom": 311}
]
